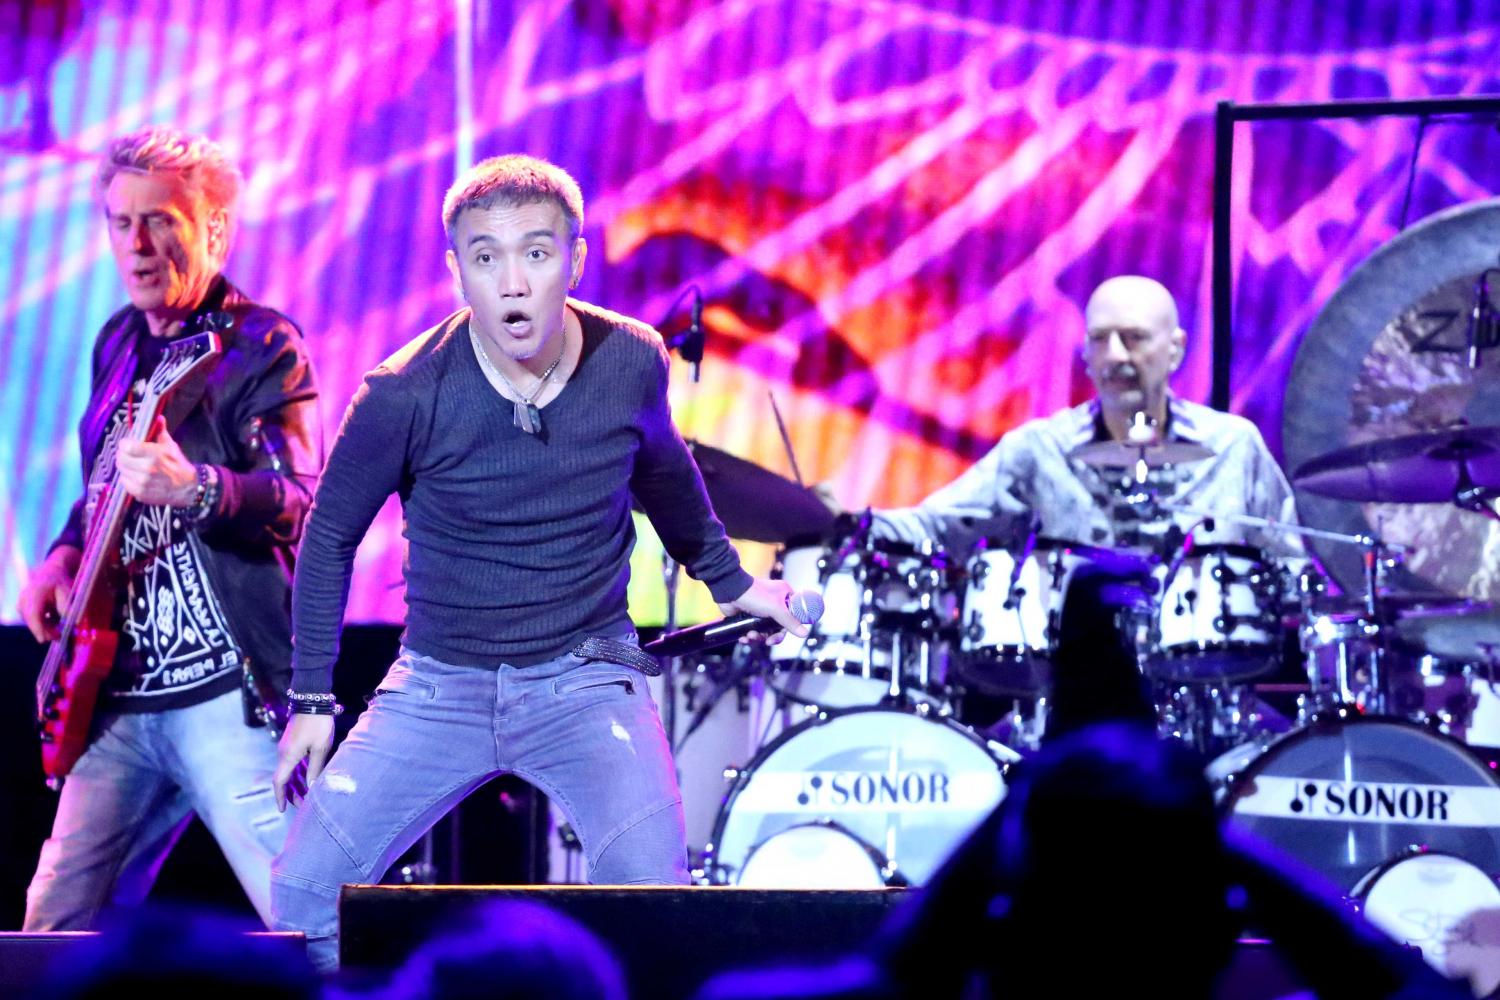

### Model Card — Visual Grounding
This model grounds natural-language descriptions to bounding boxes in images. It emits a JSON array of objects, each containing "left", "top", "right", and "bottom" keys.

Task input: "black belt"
[{"left": 571, "top": 636, "right": 661, "bottom": 677}]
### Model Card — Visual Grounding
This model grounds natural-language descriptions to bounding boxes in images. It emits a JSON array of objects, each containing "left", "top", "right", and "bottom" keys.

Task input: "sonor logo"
[
  {"left": 1288, "top": 780, "right": 1450, "bottom": 822},
  {"left": 732, "top": 768, "right": 1004, "bottom": 813},
  {"left": 797, "top": 770, "right": 952, "bottom": 808},
  {"left": 1232, "top": 776, "right": 1500, "bottom": 826}
]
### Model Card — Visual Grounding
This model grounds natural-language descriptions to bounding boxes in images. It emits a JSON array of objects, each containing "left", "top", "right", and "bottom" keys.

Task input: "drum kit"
[
  {"left": 548, "top": 205, "right": 1500, "bottom": 990},
  {"left": 623, "top": 416, "right": 1500, "bottom": 987}
]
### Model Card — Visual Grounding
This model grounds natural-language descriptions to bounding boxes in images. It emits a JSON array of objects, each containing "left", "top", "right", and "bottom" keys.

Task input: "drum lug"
[
  {"left": 1308, "top": 702, "right": 1362, "bottom": 728},
  {"left": 1211, "top": 562, "right": 1237, "bottom": 584},
  {"left": 1002, "top": 584, "right": 1026, "bottom": 610}
]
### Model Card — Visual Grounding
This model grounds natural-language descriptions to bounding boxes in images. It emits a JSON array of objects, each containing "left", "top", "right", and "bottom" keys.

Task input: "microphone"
[
  {"left": 643, "top": 590, "right": 823, "bottom": 658},
  {"left": 657, "top": 284, "right": 706, "bottom": 380},
  {"left": 1159, "top": 516, "right": 1214, "bottom": 596},
  {"left": 684, "top": 287, "right": 705, "bottom": 382},
  {"left": 1004, "top": 513, "right": 1041, "bottom": 608}
]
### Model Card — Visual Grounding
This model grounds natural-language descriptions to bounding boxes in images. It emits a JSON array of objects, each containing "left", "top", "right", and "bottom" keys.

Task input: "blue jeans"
[
  {"left": 24, "top": 687, "right": 291, "bottom": 929},
  {"left": 270, "top": 646, "right": 688, "bottom": 972}
]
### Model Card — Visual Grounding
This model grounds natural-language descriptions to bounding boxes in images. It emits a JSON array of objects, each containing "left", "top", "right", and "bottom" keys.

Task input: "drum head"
[
  {"left": 1221, "top": 717, "right": 1500, "bottom": 893},
  {"left": 708, "top": 707, "right": 1012, "bottom": 887},
  {"left": 1359, "top": 852, "right": 1500, "bottom": 997},
  {"left": 738, "top": 822, "right": 887, "bottom": 889}
]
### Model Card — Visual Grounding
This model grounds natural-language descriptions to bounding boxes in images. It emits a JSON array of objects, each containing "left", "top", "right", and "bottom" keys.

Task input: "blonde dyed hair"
[{"left": 98, "top": 126, "right": 243, "bottom": 255}]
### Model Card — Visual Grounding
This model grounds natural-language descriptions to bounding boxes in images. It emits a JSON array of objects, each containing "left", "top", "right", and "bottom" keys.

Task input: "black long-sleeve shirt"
[{"left": 290, "top": 300, "right": 751, "bottom": 694}]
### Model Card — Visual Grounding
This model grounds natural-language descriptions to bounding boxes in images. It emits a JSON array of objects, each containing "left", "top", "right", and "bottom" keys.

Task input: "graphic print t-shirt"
[{"left": 88, "top": 336, "right": 241, "bottom": 712}]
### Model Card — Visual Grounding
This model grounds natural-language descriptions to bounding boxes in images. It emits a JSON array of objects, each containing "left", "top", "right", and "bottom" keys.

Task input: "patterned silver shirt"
[{"left": 875, "top": 397, "right": 1302, "bottom": 558}]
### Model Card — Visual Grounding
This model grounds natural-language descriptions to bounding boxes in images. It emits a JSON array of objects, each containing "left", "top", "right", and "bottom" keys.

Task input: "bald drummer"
[{"left": 872, "top": 275, "right": 1300, "bottom": 555}]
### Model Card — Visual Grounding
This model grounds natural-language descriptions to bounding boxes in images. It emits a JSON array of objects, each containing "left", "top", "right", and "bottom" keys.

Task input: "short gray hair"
[
  {"left": 98, "top": 126, "right": 243, "bottom": 217},
  {"left": 442, "top": 154, "right": 584, "bottom": 247}
]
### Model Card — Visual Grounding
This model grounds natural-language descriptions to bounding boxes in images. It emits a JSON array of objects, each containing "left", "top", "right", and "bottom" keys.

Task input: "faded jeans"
[
  {"left": 24, "top": 687, "right": 290, "bottom": 929},
  {"left": 270, "top": 645, "right": 688, "bottom": 972}
]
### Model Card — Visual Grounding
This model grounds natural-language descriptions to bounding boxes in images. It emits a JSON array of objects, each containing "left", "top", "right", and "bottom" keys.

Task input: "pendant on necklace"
[{"left": 514, "top": 400, "right": 542, "bottom": 435}]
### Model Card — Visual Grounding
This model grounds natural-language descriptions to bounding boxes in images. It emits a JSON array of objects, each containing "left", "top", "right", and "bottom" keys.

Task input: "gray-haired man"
[{"left": 17, "top": 125, "right": 322, "bottom": 929}]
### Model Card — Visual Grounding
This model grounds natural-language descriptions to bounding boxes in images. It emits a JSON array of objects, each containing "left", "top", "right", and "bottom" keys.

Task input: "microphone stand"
[{"left": 654, "top": 284, "right": 707, "bottom": 758}]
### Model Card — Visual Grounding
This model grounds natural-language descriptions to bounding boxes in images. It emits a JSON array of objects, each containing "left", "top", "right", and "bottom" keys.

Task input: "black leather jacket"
[{"left": 50, "top": 276, "right": 322, "bottom": 728}]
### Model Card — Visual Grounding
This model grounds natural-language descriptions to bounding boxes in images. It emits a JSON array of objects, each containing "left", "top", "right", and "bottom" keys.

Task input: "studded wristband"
[{"left": 287, "top": 688, "right": 344, "bottom": 716}]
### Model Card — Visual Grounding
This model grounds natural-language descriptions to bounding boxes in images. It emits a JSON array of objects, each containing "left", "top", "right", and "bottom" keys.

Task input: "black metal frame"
[{"left": 1210, "top": 95, "right": 1500, "bottom": 410}]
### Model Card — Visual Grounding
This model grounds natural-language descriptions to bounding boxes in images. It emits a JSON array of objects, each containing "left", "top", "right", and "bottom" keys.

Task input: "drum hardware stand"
[
  {"left": 900, "top": 538, "right": 945, "bottom": 707},
  {"left": 659, "top": 289, "right": 711, "bottom": 752},
  {"left": 394, "top": 830, "right": 439, "bottom": 885},
  {"left": 675, "top": 642, "right": 761, "bottom": 752},
  {"left": 553, "top": 821, "right": 585, "bottom": 884},
  {"left": 1007, "top": 696, "right": 1047, "bottom": 752},
  {"left": 660, "top": 552, "right": 686, "bottom": 752},
  {"left": 1452, "top": 455, "right": 1500, "bottom": 524},
  {"left": 1155, "top": 500, "right": 1411, "bottom": 556}
]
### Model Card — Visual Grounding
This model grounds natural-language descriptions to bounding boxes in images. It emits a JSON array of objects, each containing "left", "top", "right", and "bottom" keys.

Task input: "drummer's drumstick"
[{"left": 766, "top": 389, "right": 804, "bottom": 488}]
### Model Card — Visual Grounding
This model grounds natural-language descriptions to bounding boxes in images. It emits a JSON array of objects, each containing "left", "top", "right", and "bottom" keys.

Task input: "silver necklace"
[{"left": 470, "top": 325, "right": 565, "bottom": 435}]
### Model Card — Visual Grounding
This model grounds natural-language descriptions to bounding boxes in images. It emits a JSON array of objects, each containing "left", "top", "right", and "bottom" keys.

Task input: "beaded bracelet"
[{"left": 185, "top": 464, "right": 222, "bottom": 525}]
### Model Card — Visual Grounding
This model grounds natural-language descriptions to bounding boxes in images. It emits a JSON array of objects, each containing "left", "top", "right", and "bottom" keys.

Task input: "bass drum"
[
  {"left": 1216, "top": 716, "right": 1500, "bottom": 893},
  {"left": 1354, "top": 850, "right": 1500, "bottom": 998},
  {"left": 706, "top": 707, "right": 1012, "bottom": 888}
]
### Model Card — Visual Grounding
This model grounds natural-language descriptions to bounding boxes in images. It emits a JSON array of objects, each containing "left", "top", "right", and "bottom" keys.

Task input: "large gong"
[{"left": 1283, "top": 198, "right": 1500, "bottom": 602}]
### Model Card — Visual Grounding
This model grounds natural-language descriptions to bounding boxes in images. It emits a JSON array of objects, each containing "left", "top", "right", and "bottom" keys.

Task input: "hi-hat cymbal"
[
  {"left": 1070, "top": 439, "right": 1214, "bottom": 469},
  {"left": 1293, "top": 424, "right": 1500, "bottom": 503},
  {"left": 688, "top": 442, "right": 836, "bottom": 544}
]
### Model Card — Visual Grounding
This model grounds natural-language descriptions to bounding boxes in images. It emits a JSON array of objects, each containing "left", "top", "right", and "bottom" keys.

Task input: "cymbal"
[
  {"left": 1281, "top": 197, "right": 1500, "bottom": 602},
  {"left": 1393, "top": 601, "right": 1500, "bottom": 662},
  {"left": 1293, "top": 425, "right": 1500, "bottom": 503},
  {"left": 688, "top": 442, "right": 836, "bottom": 544},
  {"left": 1070, "top": 439, "right": 1214, "bottom": 469}
]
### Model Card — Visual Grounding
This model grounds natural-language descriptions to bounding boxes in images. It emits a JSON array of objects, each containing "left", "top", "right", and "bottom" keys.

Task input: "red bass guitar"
[{"left": 34, "top": 329, "right": 223, "bottom": 788}]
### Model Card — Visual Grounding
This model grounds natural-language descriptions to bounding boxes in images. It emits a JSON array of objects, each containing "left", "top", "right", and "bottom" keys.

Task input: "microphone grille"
[{"left": 788, "top": 590, "right": 824, "bottom": 625}]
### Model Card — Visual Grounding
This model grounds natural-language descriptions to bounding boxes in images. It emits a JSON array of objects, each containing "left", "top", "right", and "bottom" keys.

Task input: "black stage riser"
[
  {"left": 342, "top": 885, "right": 907, "bottom": 998},
  {"left": 339, "top": 885, "right": 1311, "bottom": 1000}
]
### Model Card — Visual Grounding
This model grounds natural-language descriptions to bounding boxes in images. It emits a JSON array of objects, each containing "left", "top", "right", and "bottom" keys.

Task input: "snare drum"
[
  {"left": 1355, "top": 850, "right": 1500, "bottom": 997},
  {"left": 1299, "top": 597, "right": 1500, "bottom": 744},
  {"left": 771, "top": 536, "right": 957, "bottom": 707},
  {"left": 1149, "top": 544, "right": 1282, "bottom": 682},
  {"left": 1216, "top": 715, "right": 1500, "bottom": 893},
  {"left": 1394, "top": 602, "right": 1500, "bottom": 746},
  {"left": 706, "top": 707, "right": 1013, "bottom": 887}
]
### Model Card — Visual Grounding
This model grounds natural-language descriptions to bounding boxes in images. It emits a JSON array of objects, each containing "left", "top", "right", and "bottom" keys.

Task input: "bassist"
[{"left": 15, "top": 126, "right": 321, "bottom": 930}]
